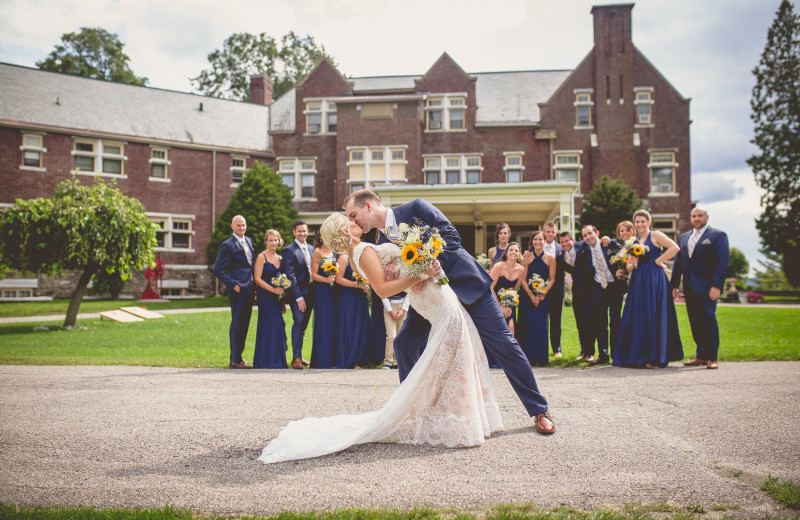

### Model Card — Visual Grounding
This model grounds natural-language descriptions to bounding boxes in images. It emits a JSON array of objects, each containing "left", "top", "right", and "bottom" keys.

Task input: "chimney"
[
  {"left": 249, "top": 74, "right": 273, "bottom": 106},
  {"left": 591, "top": 3, "right": 634, "bottom": 56}
]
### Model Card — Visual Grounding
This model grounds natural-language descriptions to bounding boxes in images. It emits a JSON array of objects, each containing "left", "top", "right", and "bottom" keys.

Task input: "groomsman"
[
  {"left": 671, "top": 208, "right": 729, "bottom": 369},
  {"left": 558, "top": 232, "right": 590, "bottom": 357},
  {"left": 542, "top": 221, "right": 565, "bottom": 358},
  {"left": 213, "top": 215, "right": 255, "bottom": 369},
  {"left": 284, "top": 221, "right": 315, "bottom": 369}
]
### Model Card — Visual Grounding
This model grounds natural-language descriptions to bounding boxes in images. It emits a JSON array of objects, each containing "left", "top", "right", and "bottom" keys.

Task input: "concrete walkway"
[{"left": 0, "top": 363, "right": 798, "bottom": 517}]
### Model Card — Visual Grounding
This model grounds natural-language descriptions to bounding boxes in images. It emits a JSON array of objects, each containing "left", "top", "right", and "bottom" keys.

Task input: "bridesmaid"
[
  {"left": 607, "top": 220, "right": 635, "bottom": 360},
  {"left": 488, "top": 242, "right": 525, "bottom": 369},
  {"left": 334, "top": 253, "right": 370, "bottom": 369},
  {"left": 518, "top": 231, "right": 555, "bottom": 366},
  {"left": 310, "top": 234, "right": 337, "bottom": 368},
  {"left": 252, "top": 229, "right": 289, "bottom": 369},
  {"left": 614, "top": 210, "right": 683, "bottom": 368},
  {"left": 487, "top": 222, "right": 511, "bottom": 268}
]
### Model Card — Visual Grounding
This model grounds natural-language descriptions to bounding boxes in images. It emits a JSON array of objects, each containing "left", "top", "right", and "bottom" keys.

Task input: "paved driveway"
[{"left": 0, "top": 363, "right": 798, "bottom": 516}]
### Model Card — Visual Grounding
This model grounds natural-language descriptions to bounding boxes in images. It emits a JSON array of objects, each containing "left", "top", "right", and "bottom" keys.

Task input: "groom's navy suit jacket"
[{"left": 378, "top": 198, "right": 548, "bottom": 417}]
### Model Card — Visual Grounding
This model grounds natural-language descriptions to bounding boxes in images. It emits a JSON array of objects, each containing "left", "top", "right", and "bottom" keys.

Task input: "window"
[
  {"left": 634, "top": 88, "right": 654, "bottom": 125},
  {"left": 652, "top": 217, "right": 677, "bottom": 242},
  {"left": 231, "top": 156, "right": 247, "bottom": 185},
  {"left": 504, "top": 153, "right": 524, "bottom": 182},
  {"left": 347, "top": 146, "right": 407, "bottom": 189},
  {"left": 553, "top": 152, "right": 582, "bottom": 182},
  {"left": 72, "top": 139, "right": 126, "bottom": 176},
  {"left": 423, "top": 154, "right": 482, "bottom": 184},
  {"left": 305, "top": 100, "right": 337, "bottom": 135},
  {"left": 277, "top": 157, "right": 317, "bottom": 199},
  {"left": 649, "top": 151, "right": 677, "bottom": 194},
  {"left": 150, "top": 148, "right": 170, "bottom": 181},
  {"left": 574, "top": 91, "right": 593, "bottom": 128},
  {"left": 0, "top": 279, "right": 37, "bottom": 300},
  {"left": 20, "top": 133, "right": 46, "bottom": 170},
  {"left": 149, "top": 214, "right": 195, "bottom": 251},
  {"left": 426, "top": 94, "right": 468, "bottom": 131}
]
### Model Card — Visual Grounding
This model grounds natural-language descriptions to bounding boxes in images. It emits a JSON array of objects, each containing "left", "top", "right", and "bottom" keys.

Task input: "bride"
[{"left": 258, "top": 212, "right": 503, "bottom": 464}]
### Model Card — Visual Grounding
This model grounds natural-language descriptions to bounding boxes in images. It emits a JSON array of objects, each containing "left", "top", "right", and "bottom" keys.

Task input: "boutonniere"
[{"left": 701, "top": 239, "right": 711, "bottom": 245}]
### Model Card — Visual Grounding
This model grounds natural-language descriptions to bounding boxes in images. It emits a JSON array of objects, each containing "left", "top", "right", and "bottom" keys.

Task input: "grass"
[
  {"left": 0, "top": 297, "right": 230, "bottom": 318},
  {"left": 0, "top": 303, "right": 798, "bottom": 368},
  {"left": 762, "top": 475, "right": 800, "bottom": 510},
  {"left": 0, "top": 503, "right": 753, "bottom": 520}
]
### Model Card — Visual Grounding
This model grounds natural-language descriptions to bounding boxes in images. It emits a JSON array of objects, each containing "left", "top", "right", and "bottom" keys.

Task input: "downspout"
[{"left": 212, "top": 149, "right": 218, "bottom": 296}]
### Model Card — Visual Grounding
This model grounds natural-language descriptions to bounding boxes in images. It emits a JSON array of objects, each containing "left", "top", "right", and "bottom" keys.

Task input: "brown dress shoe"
[
  {"left": 301, "top": 358, "right": 310, "bottom": 367},
  {"left": 683, "top": 358, "right": 708, "bottom": 366},
  {"left": 535, "top": 411, "right": 556, "bottom": 434},
  {"left": 229, "top": 361, "right": 252, "bottom": 369},
  {"left": 706, "top": 361, "right": 719, "bottom": 369},
  {"left": 291, "top": 358, "right": 304, "bottom": 369}
]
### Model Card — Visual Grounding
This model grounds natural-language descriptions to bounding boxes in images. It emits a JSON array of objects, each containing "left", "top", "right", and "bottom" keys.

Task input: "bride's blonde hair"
[{"left": 320, "top": 212, "right": 350, "bottom": 254}]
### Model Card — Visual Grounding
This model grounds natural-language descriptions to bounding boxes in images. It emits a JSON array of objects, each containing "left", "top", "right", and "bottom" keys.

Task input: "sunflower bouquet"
[
  {"left": 476, "top": 253, "right": 491, "bottom": 271},
  {"left": 397, "top": 220, "right": 449, "bottom": 285},
  {"left": 320, "top": 256, "right": 338, "bottom": 286},
  {"left": 497, "top": 288, "right": 520, "bottom": 308},
  {"left": 352, "top": 272, "right": 369, "bottom": 290},
  {"left": 528, "top": 273, "right": 548, "bottom": 296},
  {"left": 609, "top": 247, "right": 629, "bottom": 278},
  {"left": 270, "top": 273, "right": 292, "bottom": 300},
  {"left": 619, "top": 238, "right": 650, "bottom": 269}
]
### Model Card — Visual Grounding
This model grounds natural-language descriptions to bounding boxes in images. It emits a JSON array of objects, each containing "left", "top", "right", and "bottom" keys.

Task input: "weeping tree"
[{"left": 0, "top": 178, "right": 156, "bottom": 327}]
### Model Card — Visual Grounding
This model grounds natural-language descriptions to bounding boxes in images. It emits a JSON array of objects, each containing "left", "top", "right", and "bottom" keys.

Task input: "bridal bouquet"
[
  {"left": 270, "top": 273, "right": 292, "bottom": 300},
  {"left": 353, "top": 272, "right": 369, "bottom": 290},
  {"left": 528, "top": 273, "right": 548, "bottom": 295},
  {"left": 397, "top": 220, "right": 449, "bottom": 285},
  {"left": 476, "top": 253, "right": 491, "bottom": 271},
  {"left": 497, "top": 288, "right": 519, "bottom": 308},
  {"left": 321, "top": 256, "right": 338, "bottom": 286}
]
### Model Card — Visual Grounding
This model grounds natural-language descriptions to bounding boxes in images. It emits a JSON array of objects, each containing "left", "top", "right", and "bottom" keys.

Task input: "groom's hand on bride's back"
[{"left": 385, "top": 263, "right": 399, "bottom": 281}]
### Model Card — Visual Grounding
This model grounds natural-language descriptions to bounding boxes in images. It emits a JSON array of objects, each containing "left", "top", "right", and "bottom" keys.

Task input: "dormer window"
[
  {"left": 305, "top": 100, "right": 337, "bottom": 135},
  {"left": 425, "top": 94, "right": 467, "bottom": 132}
]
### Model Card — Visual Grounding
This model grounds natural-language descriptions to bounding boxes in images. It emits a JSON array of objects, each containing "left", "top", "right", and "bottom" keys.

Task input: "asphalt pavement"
[{"left": 1, "top": 362, "right": 798, "bottom": 517}]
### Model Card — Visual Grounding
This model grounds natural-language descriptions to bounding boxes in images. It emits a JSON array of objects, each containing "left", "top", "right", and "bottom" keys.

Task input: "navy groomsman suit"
[
  {"left": 569, "top": 239, "right": 614, "bottom": 360},
  {"left": 213, "top": 232, "right": 255, "bottom": 365},
  {"left": 606, "top": 239, "right": 629, "bottom": 358},
  {"left": 284, "top": 239, "right": 315, "bottom": 362},
  {"left": 377, "top": 198, "right": 549, "bottom": 418},
  {"left": 671, "top": 225, "right": 729, "bottom": 362},
  {"left": 544, "top": 240, "right": 565, "bottom": 355}
]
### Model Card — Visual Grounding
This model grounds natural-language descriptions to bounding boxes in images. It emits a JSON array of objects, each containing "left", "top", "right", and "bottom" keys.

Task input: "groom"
[{"left": 344, "top": 189, "right": 555, "bottom": 434}]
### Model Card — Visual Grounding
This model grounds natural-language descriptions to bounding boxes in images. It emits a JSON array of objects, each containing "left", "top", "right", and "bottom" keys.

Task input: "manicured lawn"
[
  {"left": 0, "top": 304, "right": 797, "bottom": 367},
  {"left": 0, "top": 297, "right": 230, "bottom": 318}
]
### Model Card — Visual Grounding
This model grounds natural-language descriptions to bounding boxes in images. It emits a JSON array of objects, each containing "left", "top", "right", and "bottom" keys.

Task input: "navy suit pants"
[
  {"left": 685, "top": 291, "right": 720, "bottom": 361},
  {"left": 395, "top": 287, "right": 549, "bottom": 417},
  {"left": 548, "top": 290, "right": 563, "bottom": 354},
  {"left": 228, "top": 285, "right": 254, "bottom": 363},
  {"left": 289, "top": 296, "right": 313, "bottom": 360}
]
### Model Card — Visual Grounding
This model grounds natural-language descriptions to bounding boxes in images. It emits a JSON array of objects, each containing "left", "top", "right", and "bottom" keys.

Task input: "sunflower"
[
  {"left": 532, "top": 281, "right": 541, "bottom": 290},
  {"left": 322, "top": 262, "right": 337, "bottom": 273},
  {"left": 632, "top": 244, "right": 644, "bottom": 256},
  {"left": 402, "top": 243, "right": 419, "bottom": 265}
]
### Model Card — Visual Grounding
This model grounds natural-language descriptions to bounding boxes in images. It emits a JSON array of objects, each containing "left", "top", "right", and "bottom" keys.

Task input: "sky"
[{"left": 0, "top": 0, "right": 787, "bottom": 274}]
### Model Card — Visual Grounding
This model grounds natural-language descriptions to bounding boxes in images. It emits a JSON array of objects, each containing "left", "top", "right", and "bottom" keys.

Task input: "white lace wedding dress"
[{"left": 258, "top": 242, "right": 503, "bottom": 464}]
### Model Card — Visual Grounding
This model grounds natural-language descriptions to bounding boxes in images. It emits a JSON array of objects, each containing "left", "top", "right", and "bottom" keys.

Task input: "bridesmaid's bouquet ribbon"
[
  {"left": 270, "top": 273, "right": 292, "bottom": 300},
  {"left": 397, "top": 220, "right": 449, "bottom": 285}
]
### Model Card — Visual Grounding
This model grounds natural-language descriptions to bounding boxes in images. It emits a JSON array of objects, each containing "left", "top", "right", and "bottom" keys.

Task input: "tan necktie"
[
  {"left": 384, "top": 226, "right": 400, "bottom": 245},
  {"left": 592, "top": 246, "right": 612, "bottom": 289},
  {"left": 688, "top": 230, "right": 700, "bottom": 258},
  {"left": 242, "top": 239, "right": 252, "bottom": 265},
  {"left": 301, "top": 243, "right": 311, "bottom": 273}
]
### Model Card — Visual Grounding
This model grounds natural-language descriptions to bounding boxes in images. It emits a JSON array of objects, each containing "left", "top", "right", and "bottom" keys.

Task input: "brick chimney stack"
[{"left": 249, "top": 74, "right": 273, "bottom": 106}]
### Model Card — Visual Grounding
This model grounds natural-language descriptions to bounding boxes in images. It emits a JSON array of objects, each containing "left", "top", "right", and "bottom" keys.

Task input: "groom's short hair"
[{"left": 344, "top": 189, "right": 382, "bottom": 209}]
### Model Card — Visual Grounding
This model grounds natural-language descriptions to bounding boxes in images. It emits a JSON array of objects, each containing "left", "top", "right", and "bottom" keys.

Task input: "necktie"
[
  {"left": 567, "top": 249, "right": 575, "bottom": 266},
  {"left": 688, "top": 230, "right": 700, "bottom": 258},
  {"left": 384, "top": 226, "right": 400, "bottom": 245},
  {"left": 591, "top": 245, "right": 612, "bottom": 289},
  {"left": 301, "top": 243, "right": 311, "bottom": 273},
  {"left": 242, "top": 239, "right": 252, "bottom": 265}
]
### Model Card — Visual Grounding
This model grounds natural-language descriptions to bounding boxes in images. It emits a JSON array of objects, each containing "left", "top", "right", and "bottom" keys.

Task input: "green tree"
[
  {"left": 206, "top": 162, "right": 297, "bottom": 269},
  {"left": 192, "top": 31, "right": 336, "bottom": 101},
  {"left": 0, "top": 178, "right": 156, "bottom": 327},
  {"left": 727, "top": 247, "right": 750, "bottom": 280},
  {"left": 754, "top": 249, "right": 794, "bottom": 290},
  {"left": 579, "top": 175, "right": 643, "bottom": 237},
  {"left": 748, "top": 0, "right": 800, "bottom": 287},
  {"left": 37, "top": 27, "right": 147, "bottom": 85}
]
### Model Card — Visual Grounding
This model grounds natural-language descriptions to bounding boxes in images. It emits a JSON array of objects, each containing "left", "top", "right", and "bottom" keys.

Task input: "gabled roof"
[{"left": 0, "top": 62, "right": 270, "bottom": 151}]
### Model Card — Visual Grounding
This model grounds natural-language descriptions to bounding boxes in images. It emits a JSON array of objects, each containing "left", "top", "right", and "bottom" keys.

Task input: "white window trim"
[
  {"left": 648, "top": 151, "right": 678, "bottom": 196},
  {"left": 424, "top": 93, "right": 468, "bottom": 133},
  {"left": 71, "top": 138, "right": 128, "bottom": 178},
  {"left": 229, "top": 155, "right": 249, "bottom": 188},
  {"left": 346, "top": 146, "right": 409, "bottom": 188},
  {"left": 422, "top": 152, "right": 483, "bottom": 184},
  {"left": 552, "top": 152, "right": 583, "bottom": 183},
  {"left": 276, "top": 156, "right": 319, "bottom": 201},
  {"left": 20, "top": 132, "right": 47, "bottom": 171},
  {"left": 148, "top": 212, "right": 196, "bottom": 253},
  {"left": 149, "top": 147, "right": 171, "bottom": 183},
  {"left": 303, "top": 99, "right": 337, "bottom": 136}
]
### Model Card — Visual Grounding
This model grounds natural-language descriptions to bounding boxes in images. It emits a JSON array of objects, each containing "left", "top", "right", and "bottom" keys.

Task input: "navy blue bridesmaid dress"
[
  {"left": 310, "top": 252, "right": 337, "bottom": 368},
  {"left": 613, "top": 234, "right": 683, "bottom": 368},
  {"left": 517, "top": 251, "right": 550, "bottom": 366},
  {"left": 253, "top": 255, "right": 288, "bottom": 369},
  {"left": 492, "top": 246, "right": 506, "bottom": 265},
  {"left": 335, "top": 263, "right": 370, "bottom": 369}
]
